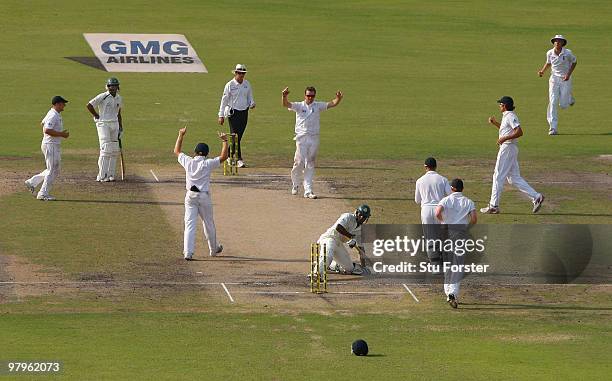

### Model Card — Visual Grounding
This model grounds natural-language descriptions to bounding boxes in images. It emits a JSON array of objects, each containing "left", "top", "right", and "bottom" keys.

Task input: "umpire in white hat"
[{"left": 217, "top": 64, "right": 256, "bottom": 168}]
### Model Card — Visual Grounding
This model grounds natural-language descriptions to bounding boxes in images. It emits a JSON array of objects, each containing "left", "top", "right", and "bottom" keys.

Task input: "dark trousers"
[{"left": 228, "top": 109, "right": 249, "bottom": 160}]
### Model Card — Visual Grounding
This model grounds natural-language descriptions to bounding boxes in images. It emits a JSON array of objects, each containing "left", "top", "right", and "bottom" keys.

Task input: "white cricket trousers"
[
  {"left": 421, "top": 205, "right": 443, "bottom": 261},
  {"left": 318, "top": 237, "right": 354, "bottom": 274},
  {"left": 96, "top": 120, "right": 120, "bottom": 179},
  {"left": 27, "top": 143, "right": 60, "bottom": 197},
  {"left": 489, "top": 144, "right": 540, "bottom": 207},
  {"left": 291, "top": 134, "right": 319, "bottom": 195},
  {"left": 547, "top": 75, "right": 573, "bottom": 132},
  {"left": 183, "top": 190, "right": 218, "bottom": 256}
]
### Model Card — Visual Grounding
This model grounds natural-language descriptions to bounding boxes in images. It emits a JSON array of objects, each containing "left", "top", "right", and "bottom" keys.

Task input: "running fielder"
[
  {"left": 87, "top": 77, "right": 123, "bottom": 182},
  {"left": 25, "top": 96, "right": 70, "bottom": 201},
  {"left": 538, "top": 34, "right": 577, "bottom": 135},
  {"left": 480, "top": 96, "right": 544, "bottom": 214},
  {"left": 316, "top": 205, "right": 371, "bottom": 276}
]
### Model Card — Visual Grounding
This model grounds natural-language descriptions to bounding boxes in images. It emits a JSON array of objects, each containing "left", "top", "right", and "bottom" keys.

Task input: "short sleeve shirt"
[
  {"left": 178, "top": 153, "right": 221, "bottom": 192},
  {"left": 218, "top": 78, "right": 255, "bottom": 116},
  {"left": 437, "top": 192, "right": 475, "bottom": 225},
  {"left": 89, "top": 91, "right": 122, "bottom": 122},
  {"left": 320, "top": 212, "right": 362, "bottom": 244},
  {"left": 546, "top": 48, "right": 576, "bottom": 78},
  {"left": 499, "top": 111, "right": 520, "bottom": 145},
  {"left": 41, "top": 108, "right": 63, "bottom": 145},
  {"left": 289, "top": 101, "right": 328, "bottom": 137},
  {"left": 415, "top": 171, "right": 451, "bottom": 206}
]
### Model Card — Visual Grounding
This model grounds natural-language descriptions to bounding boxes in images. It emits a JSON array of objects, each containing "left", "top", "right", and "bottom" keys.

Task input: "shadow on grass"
[
  {"left": 502, "top": 212, "right": 612, "bottom": 217},
  {"left": 320, "top": 196, "right": 412, "bottom": 201},
  {"left": 557, "top": 132, "right": 612, "bottom": 136},
  {"left": 201, "top": 255, "right": 308, "bottom": 263},
  {"left": 57, "top": 199, "right": 182, "bottom": 206},
  {"left": 461, "top": 303, "right": 612, "bottom": 311}
]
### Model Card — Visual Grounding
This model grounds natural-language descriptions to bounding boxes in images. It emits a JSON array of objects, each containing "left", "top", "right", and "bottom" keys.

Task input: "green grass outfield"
[
  {"left": 0, "top": 308, "right": 611, "bottom": 380},
  {"left": 1, "top": 1, "right": 611, "bottom": 379}
]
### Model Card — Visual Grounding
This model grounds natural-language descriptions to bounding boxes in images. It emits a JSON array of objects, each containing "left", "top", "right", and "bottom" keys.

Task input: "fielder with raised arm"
[
  {"left": 282, "top": 86, "right": 342, "bottom": 199},
  {"left": 86, "top": 77, "right": 123, "bottom": 182},
  {"left": 316, "top": 205, "right": 371, "bottom": 276},
  {"left": 174, "top": 127, "right": 228, "bottom": 260}
]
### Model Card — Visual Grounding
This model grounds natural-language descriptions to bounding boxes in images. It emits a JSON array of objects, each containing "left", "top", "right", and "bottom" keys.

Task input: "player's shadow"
[
  {"left": 57, "top": 199, "right": 182, "bottom": 206},
  {"left": 556, "top": 132, "right": 612, "bottom": 136},
  {"left": 320, "top": 196, "right": 411, "bottom": 201},
  {"left": 461, "top": 303, "right": 612, "bottom": 311},
  {"left": 203, "top": 255, "right": 308, "bottom": 263},
  {"left": 501, "top": 212, "right": 612, "bottom": 217}
]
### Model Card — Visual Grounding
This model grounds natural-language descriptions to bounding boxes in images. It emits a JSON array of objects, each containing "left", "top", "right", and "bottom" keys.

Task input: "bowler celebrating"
[{"left": 480, "top": 96, "right": 544, "bottom": 214}]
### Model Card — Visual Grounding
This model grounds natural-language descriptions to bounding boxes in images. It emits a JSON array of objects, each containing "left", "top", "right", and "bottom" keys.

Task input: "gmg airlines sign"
[{"left": 83, "top": 33, "right": 207, "bottom": 73}]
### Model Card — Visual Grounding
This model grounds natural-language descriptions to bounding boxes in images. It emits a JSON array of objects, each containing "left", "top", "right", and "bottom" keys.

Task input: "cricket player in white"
[
  {"left": 174, "top": 127, "right": 228, "bottom": 260},
  {"left": 25, "top": 96, "right": 70, "bottom": 201},
  {"left": 415, "top": 157, "right": 451, "bottom": 269},
  {"left": 480, "top": 96, "right": 544, "bottom": 215},
  {"left": 87, "top": 77, "right": 123, "bottom": 182},
  {"left": 282, "top": 86, "right": 343, "bottom": 199},
  {"left": 317, "top": 205, "right": 371, "bottom": 275},
  {"left": 435, "top": 178, "right": 477, "bottom": 308},
  {"left": 538, "top": 34, "right": 577, "bottom": 135}
]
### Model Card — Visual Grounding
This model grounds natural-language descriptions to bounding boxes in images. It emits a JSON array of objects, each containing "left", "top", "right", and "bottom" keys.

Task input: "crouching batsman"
[{"left": 316, "top": 205, "right": 372, "bottom": 276}]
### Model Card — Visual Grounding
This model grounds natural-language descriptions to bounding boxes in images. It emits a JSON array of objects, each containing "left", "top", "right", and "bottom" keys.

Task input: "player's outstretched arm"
[
  {"left": 217, "top": 131, "right": 229, "bottom": 163},
  {"left": 327, "top": 90, "right": 343, "bottom": 108},
  {"left": 282, "top": 87, "right": 291, "bottom": 108},
  {"left": 174, "top": 127, "right": 187, "bottom": 156}
]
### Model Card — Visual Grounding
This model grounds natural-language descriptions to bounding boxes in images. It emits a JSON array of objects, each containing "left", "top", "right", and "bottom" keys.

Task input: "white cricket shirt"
[
  {"left": 499, "top": 111, "right": 520, "bottom": 145},
  {"left": 320, "top": 212, "right": 362, "bottom": 243},
  {"left": 415, "top": 171, "right": 451, "bottom": 206},
  {"left": 218, "top": 78, "right": 255, "bottom": 116},
  {"left": 178, "top": 153, "right": 221, "bottom": 192},
  {"left": 289, "top": 101, "right": 328, "bottom": 137},
  {"left": 546, "top": 48, "right": 577, "bottom": 78},
  {"left": 41, "top": 108, "right": 63, "bottom": 145},
  {"left": 437, "top": 192, "right": 475, "bottom": 225},
  {"left": 89, "top": 91, "right": 122, "bottom": 122}
]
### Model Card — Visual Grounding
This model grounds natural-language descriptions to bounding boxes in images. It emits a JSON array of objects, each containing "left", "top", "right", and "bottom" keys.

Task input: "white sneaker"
[
  {"left": 237, "top": 160, "right": 246, "bottom": 168},
  {"left": 25, "top": 181, "right": 35, "bottom": 194},
  {"left": 548, "top": 130, "right": 558, "bottom": 136},
  {"left": 304, "top": 192, "right": 318, "bottom": 199},
  {"left": 532, "top": 194, "right": 545, "bottom": 213},
  {"left": 101, "top": 178, "right": 111, "bottom": 182},
  {"left": 480, "top": 205, "right": 500, "bottom": 214},
  {"left": 36, "top": 194, "right": 56, "bottom": 201},
  {"left": 291, "top": 186, "right": 298, "bottom": 195},
  {"left": 108, "top": 176, "right": 115, "bottom": 182},
  {"left": 211, "top": 244, "right": 223, "bottom": 257},
  {"left": 184, "top": 253, "right": 194, "bottom": 261}
]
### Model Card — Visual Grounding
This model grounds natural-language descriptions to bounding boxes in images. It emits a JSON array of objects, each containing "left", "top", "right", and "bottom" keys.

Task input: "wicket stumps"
[
  {"left": 223, "top": 133, "right": 238, "bottom": 176},
  {"left": 310, "top": 243, "right": 328, "bottom": 293}
]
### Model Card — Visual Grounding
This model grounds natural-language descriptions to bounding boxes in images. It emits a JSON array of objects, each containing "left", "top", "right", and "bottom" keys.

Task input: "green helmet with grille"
[{"left": 106, "top": 77, "right": 120, "bottom": 86}]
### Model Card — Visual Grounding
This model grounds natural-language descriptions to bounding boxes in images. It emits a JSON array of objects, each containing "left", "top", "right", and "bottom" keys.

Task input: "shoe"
[
  {"left": 570, "top": 97, "right": 575, "bottom": 106},
  {"left": 211, "top": 244, "right": 223, "bottom": 257},
  {"left": 25, "top": 181, "right": 35, "bottom": 194},
  {"left": 291, "top": 186, "right": 298, "bottom": 195},
  {"left": 237, "top": 160, "right": 246, "bottom": 168},
  {"left": 108, "top": 176, "right": 115, "bottom": 182},
  {"left": 304, "top": 192, "right": 318, "bottom": 199},
  {"left": 101, "top": 178, "right": 111, "bottom": 182},
  {"left": 532, "top": 194, "right": 545, "bottom": 213},
  {"left": 548, "top": 130, "right": 558, "bottom": 136},
  {"left": 447, "top": 294, "right": 458, "bottom": 309},
  {"left": 184, "top": 253, "right": 194, "bottom": 261},
  {"left": 36, "top": 194, "right": 56, "bottom": 201},
  {"left": 480, "top": 205, "right": 499, "bottom": 214}
]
